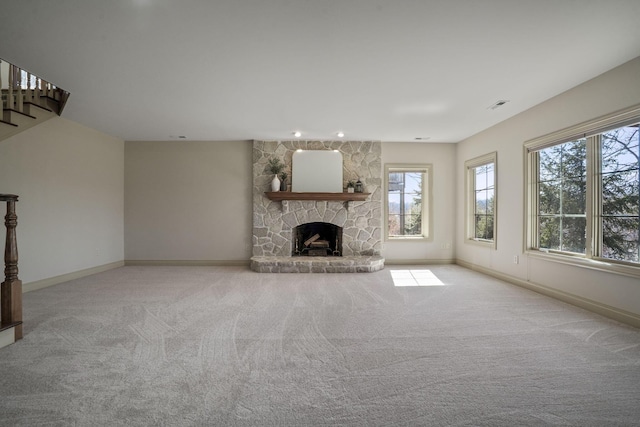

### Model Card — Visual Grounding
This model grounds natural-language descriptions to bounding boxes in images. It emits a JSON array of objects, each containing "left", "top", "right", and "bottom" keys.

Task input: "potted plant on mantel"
[
  {"left": 346, "top": 180, "right": 355, "bottom": 193},
  {"left": 279, "top": 172, "right": 288, "bottom": 192},
  {"left": 267, "top": 158, "right": 285, "bottom": 192}
]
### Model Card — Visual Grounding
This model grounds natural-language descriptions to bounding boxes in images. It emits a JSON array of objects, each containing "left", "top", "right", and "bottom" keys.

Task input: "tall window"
[
  {"left": 525, "top": 105, "right": 640, "bottom": 275},
  {"left": 600, "top": 125, "right": 640, "bottom": 263},
  {"left": 537, "top": 139, "right": 587, "bottom": 253},
  {"left": 465, "top": 152, "right": 497, "bottom": 246},
  {"left": 385, "top": 164, "right": 431, "bottom": 239}
]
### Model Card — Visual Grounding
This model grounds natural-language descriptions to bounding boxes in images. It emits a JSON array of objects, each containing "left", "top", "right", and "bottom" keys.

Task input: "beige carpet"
[{"left": 1, "top": 265, "right": 639, "bottom": 426}]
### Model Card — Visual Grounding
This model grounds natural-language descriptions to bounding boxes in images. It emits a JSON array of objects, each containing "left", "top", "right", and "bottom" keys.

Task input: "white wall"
[
  {"left": 124, "top": 140, "right": 253, "bottom": 262},
  {"left": 382, "top": 142, "right": 456, "bottom": 263},
  {"left": 455, "top": 56, "right": 640, "bottom": 317},
  {"left": 0, "top": 117, "right": 124, "bottom": 283}
]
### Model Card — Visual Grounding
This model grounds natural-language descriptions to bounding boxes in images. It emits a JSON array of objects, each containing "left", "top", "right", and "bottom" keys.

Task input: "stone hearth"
[{"left": 250, "top": 255, "right": 385, "bottom": 273}]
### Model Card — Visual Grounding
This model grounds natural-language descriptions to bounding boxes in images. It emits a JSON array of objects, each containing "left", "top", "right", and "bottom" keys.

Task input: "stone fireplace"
[{"left": 251, "top": 140, "right": 384, "bottom": 272}]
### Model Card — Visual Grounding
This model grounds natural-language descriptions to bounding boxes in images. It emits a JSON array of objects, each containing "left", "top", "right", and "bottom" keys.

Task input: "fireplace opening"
[{"left": 293, "top": 222, "right": 343, "bottom": 257}]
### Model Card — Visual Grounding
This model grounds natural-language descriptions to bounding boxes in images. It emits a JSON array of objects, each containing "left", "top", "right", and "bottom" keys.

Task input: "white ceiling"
[{"left": 1, "top": 0, "right": 640, "bottom": 143}]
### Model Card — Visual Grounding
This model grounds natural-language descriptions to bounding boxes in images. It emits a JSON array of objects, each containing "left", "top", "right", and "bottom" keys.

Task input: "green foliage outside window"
[
  {"left": 388, "top": 171, "right": 424, "bottom": 237},
  {"left": 534, "top": 123, "right": 639, "bottom": 263}
]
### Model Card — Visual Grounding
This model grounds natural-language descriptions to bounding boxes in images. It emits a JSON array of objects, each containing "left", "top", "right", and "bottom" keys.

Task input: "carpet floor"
[{"left": 1, "top": 265, "right": 639, "bottom": 426}]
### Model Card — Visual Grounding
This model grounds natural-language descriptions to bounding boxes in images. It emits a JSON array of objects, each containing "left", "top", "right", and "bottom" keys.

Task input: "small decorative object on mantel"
[
  {"left": 279, "top": 172, "right": 288, "bottom": 191},
  {"left": 346, "top": 180, "right": 355, "bottom": 193},
  {"left": 267, "top": 158, "right": 285, "bottom": 192},
  {"left": 271, "top": 174, "right": 281, "bottom": 192},
  {"left": 355, "top": 178, "right": 364, "bottom": 193}
]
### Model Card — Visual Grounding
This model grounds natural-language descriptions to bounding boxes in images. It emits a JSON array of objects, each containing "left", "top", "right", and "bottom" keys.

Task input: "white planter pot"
[{"left": 271, "top": 174, "right": 281, "bottom": 192}]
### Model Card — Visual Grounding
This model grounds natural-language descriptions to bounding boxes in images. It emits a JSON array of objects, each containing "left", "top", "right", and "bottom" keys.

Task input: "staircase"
[
  {"left": 1, "top": 59, "right": 70, "bottom": 142},
  {"left": 0, "top": 58, "right": 61, "bottom": 348}
]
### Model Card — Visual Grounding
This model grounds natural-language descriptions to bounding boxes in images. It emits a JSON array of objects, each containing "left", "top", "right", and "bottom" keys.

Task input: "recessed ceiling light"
[
  {"left": 293, "top": 131, "right": 302, "bottom": 138},
  {"left": 337, "top": 131, "right": 345, "bottom": 138}
]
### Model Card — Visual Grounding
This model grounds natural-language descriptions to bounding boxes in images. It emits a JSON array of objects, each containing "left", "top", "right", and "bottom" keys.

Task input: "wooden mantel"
[{"left": 265, "top": 192, "right": 370, "bottom": 202}]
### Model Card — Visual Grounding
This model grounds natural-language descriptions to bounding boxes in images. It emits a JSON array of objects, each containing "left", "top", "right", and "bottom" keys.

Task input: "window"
[
  {"left": 465, "top": 152, "right": 497, "bottom": 246},
  {"left": 600, "top": 125, "right": 640, "bottom": 263},
  {"left": 385, "top": 164, "right": 431, "bottom": 240},
  {"left": 525, "top": 105, "right": 640, "bottom": 275},
  {"left": 537, "top": 139, "right": 587, "bottom": 254}
]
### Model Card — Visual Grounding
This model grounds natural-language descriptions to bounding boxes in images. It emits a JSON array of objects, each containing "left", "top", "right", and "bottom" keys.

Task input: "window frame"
[
  {"left": 384, "top": 163, "right": 432, "bottom": 241},
  {"left": 524, "top": 104, "right": 640, "bottom": 278},
  {"left": 465, "top": 152, "right": 497, "bottom": 248}
]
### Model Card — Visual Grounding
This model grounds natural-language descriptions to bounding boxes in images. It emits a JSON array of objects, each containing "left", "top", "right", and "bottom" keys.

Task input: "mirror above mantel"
[{"left": 291, "top": 150, "right": 343, "bottom": 192}]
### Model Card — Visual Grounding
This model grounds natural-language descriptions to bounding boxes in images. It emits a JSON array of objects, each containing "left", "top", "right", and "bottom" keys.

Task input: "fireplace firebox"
[{"left": 293, "top": 222, "right": 342, "bottom": 256}]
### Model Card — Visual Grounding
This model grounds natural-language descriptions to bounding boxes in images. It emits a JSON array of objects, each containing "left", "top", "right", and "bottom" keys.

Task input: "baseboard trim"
[
  {"left": 456, "top": 259, "right": 640, "bottom": 329},
  {"left": 124, "top": 260, "right": 251, "bottom": 267},
  {"left": 385, "top": 258, "right": 456, "bottom": 266},
  {"left": 23, "top": 261, "right": 125, "bottom": 293}
]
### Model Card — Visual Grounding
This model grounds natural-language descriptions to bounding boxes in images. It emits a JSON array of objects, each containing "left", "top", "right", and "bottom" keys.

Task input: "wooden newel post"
[{"left": 1, "top": 194, "right": 22, "bottom": 340}]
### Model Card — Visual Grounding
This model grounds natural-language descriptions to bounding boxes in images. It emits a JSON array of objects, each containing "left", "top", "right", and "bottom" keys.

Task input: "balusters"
[
  {"left": 25, "top": 72, "right": 33, "bottom": 104},
  {"left": 15, "top": 67, "right": 23, "bottom": 113},
  {"left": 6, "top": 64, "right": 14, "bottom": 111},
  {"left": 34, "top": 75, "right": 41, "bottom": 106}
]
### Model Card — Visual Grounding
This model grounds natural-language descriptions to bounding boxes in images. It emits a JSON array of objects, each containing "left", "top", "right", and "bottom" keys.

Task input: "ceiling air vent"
[{"left": 488, "top": 100, "right": 509, "bottom": 110}]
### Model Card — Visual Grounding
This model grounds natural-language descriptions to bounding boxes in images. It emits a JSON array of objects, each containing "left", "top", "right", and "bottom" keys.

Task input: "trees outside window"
[
  {"left": 537, "top": 139, "right": 587, "bottom": 254},
  {"left": 465, "top": 152, "right": 497, "bottom": 246},
  {"left": 525, "top": 105, "right": 640, "bottom": 275},
  {"left": 385, "top": 165, "right": 431, "bottom": 239},
  {"left": 600, "top": 125, "right": 639, "bottom": 263}
]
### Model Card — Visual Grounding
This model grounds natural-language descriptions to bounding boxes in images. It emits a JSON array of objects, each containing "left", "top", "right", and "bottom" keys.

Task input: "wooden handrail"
[{"left": 0, "top": 194, "right": 22, "bottom": 341}]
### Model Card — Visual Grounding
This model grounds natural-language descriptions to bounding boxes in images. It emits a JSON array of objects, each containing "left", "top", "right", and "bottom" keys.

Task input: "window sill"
[
  {"left": 386, "top": 236, "right": 431, "bottom": 242},
  {"left": 527, "top": 249, "right": 640, "bottom": 279},
  {"left": 465, "top": 238, "right": 496, "bottom": 249}
]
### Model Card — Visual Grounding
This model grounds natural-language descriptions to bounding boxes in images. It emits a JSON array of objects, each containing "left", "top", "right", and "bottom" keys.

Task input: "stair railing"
[
  {"left": 1, "top": 58, "right": 70, "bottom": 116},
  {"left": 0, "top": 194, "right": 22, "bottom": 341}
]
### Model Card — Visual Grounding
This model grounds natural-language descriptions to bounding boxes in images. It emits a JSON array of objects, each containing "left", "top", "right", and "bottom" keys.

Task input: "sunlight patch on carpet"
[{"left": 390, "top": 269, "right": 446, "bottom": 287}]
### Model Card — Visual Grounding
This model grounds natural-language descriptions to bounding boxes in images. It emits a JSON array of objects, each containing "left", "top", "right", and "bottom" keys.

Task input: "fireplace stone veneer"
[{"left": 252, "top": 140, "right": 384, "bottom": 272}]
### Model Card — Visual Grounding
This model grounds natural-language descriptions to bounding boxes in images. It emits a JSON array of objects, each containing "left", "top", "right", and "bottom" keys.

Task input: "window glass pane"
[
  {"left": 539, "top": 181, "right": 561, "bottom": 214},
  {"left": 602, "top": 217, "right": 639, "bottom": 263},
  {"left": 388, "top": 170, "right": 425, "bottom": 237},
  {"left": 404, "top": 197, "right": 420, "bottom": 215},
  {"left": 601, "top": 125, "right": 639, "bottom": 174},
  {"left": 388, "top": 193, "right": 401, "bottom": 214},
  {"left": 404, "top": 172, "right": 422, "bottom": 194},
  {"left": 475, "top": 190, "right": 487, "bottom": 214},
  {"left": 600, "top": 123, "right": 639, "bottom": 263},
  {"left": 537, "top": 140, "right": 587, "bottom": 254},
  {"left": 475, "top": 166, "right": 487, "bottom": 190},
  {"left": 562, "top": 217, "right": 586, "bottom": 254},
  {"left": 389, "top": 173, "right": 403, "bottom": 191},
  {"left": 562, "top": 179, "right": 586, "bottom": 214},
  {"left": 539, "top": 216, "right": 561, "bottom": 250},
  {"left": 485, "top": 189, "right": 494, "bottom": 214},
  {"left": 602, "top": 170, "right": 639, "bottom": 216},
  {"left": 539, "top": 149, "right": 560, "bottom": 182},
  {"left": 404, "top": 214, "right": 422, "bottom": 235},
  {"left": 475, "top": 215, "right": 494, "bottom": 240},
  {"left": 468, "top": 160, "right": 495, "bottom": 243}
]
